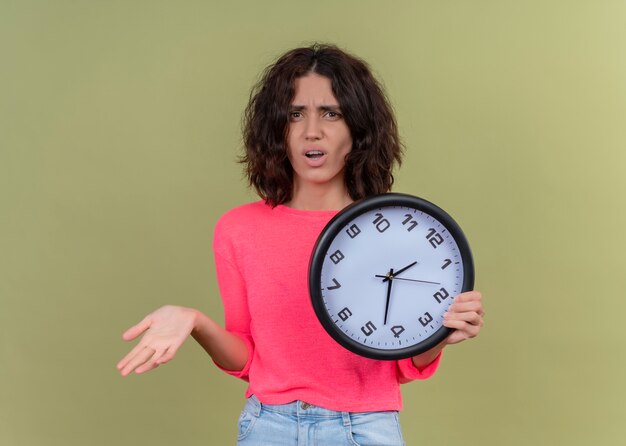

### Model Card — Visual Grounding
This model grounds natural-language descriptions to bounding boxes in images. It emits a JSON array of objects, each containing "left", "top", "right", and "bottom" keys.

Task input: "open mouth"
[{"left": 305, "top": 150, "right": 325, "bottom": 159}]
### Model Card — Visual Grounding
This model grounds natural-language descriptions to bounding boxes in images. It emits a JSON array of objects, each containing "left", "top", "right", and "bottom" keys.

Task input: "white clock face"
[{"left": 314, "top": 201, "right": 470, "bottom": 358}]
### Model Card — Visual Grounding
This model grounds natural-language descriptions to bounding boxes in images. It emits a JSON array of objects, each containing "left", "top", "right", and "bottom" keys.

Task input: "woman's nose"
[{"left": 304, "top": 116, "right": 322, "bottom": 140}]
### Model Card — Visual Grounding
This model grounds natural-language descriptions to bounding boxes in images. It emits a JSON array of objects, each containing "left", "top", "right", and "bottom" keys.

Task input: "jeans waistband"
[{"left": 245, "top": 395, "right": 351, "bottom": 419}]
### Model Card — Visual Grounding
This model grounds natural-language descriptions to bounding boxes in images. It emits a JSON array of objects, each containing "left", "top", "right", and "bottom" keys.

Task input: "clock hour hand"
[
  {"left": 383, "top": 269, "right": 394, "bottom": 325},
  {"left": 381, "top": 261, "right": 418, "bottom": 282}
]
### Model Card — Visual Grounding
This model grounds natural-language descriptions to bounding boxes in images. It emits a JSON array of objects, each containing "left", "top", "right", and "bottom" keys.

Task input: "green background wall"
[{"left": 1, "top": 1, "right": 624, "bottom": 445}]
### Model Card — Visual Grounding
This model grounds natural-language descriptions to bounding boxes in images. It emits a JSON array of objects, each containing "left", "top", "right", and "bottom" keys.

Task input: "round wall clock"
[{"left": 308, "top": 193, "right": 474, "bottom": 360}]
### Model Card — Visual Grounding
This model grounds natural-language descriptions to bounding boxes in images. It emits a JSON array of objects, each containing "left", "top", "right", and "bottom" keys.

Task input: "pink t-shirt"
[{"left": 212, "top": 201, "right": 441, "bottom": 412}]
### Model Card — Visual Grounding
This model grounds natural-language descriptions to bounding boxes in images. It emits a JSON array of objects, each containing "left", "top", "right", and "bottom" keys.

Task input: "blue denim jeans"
[{"left": 236, "top": 395, "right": 405, "bottom": 446}]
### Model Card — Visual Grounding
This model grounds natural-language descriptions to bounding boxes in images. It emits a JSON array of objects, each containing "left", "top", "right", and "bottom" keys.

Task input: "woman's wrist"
[
  {"left": 411, "top": 340, "right": 446, "bottom": 369},
  {"left": 190, "top": 308, "right": 210, "bottom": 336}
]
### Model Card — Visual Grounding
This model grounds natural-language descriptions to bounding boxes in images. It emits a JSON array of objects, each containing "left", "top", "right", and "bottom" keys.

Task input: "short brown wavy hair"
[{"left": 241, "top": 44, "right": 403, "bottom": 206}]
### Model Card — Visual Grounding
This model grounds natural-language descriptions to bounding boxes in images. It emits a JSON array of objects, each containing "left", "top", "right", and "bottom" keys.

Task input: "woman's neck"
[{"left": 286, "top": 181, "right": 352, "bottom": 211}]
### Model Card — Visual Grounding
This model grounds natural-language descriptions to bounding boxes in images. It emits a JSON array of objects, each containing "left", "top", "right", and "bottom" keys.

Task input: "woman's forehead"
[{"left": 291, "top": 73, "right": 339, "bottom": 106}]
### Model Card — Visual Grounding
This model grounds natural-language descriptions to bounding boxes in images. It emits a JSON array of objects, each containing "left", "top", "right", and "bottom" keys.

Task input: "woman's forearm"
[{"left": 190, "top": 310, "right": 249, "bottom": 372}]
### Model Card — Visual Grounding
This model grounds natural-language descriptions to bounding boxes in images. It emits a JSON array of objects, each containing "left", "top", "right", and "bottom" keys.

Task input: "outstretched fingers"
[
  {"left": 117, "top": 340, "right": 148, "bottom": 371},
  {"left": 133, "top": 348, "right": 170, "bottom": 374},
  {"left": 118, "top": 345, "right": 158, "bottom": 377},
  {"left": 155, "top": 348, "right": 176, "bottom": 366}
]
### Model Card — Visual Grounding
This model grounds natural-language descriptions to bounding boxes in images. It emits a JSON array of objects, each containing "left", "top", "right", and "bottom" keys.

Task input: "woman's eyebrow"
[{"left": 289, "top": 104, "right": 342, "bottom": 112}]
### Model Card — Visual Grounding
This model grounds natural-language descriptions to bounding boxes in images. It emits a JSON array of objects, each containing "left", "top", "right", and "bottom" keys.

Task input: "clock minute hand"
[{"left": 383, "top": 269, "right": 394, "bottom": 325}]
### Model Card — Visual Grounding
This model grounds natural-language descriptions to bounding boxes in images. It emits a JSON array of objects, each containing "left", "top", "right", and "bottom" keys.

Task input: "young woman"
[{"left": 117, "top": 44, "right": 484, "bottom": 445}]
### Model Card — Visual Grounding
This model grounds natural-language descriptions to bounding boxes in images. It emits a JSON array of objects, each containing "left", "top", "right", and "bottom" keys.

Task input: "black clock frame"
[{"left": 308, "top": 193, "right": 475, "bottom": 360}]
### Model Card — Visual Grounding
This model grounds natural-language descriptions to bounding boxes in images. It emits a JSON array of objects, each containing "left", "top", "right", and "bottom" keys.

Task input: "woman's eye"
[
  {"left": 289, "top": 111, "right": 302, "bottom": 119},
  {"left": 325, "top": 111, "right": 341, "bottom": 119}
]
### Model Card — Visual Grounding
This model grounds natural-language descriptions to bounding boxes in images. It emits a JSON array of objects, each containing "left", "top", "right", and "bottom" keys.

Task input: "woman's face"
[{"left": 286, "top": 72, "right": 353, "bottom": 193}]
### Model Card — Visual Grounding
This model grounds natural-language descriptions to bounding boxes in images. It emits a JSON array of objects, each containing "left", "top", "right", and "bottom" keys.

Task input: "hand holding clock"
[
  {"left": 442, "top": 290, "right": 484, "bottom": 345},
  {"left": 410, "top": 290, "right": 484, "bottom": 368}
]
